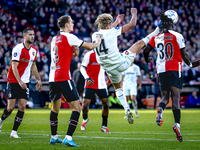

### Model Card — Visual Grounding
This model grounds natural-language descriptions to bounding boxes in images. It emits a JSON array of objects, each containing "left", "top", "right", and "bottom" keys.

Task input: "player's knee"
[{"left": 7, "top": 106, "right": 14, "bottom": 112}]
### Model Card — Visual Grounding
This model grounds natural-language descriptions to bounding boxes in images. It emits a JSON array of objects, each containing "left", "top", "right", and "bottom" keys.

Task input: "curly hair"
[{"left": 159, "top": 12, "right": 173, "bottom": 30}]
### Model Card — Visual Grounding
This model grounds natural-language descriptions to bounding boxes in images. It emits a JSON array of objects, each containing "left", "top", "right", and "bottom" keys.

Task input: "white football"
[{"left": 164, "top": 10, "right": 178, "bottom": 24}]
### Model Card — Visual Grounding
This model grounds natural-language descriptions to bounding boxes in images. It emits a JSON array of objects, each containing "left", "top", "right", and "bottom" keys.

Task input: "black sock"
[
  {"left": 83, "top": 114, "right": 88, "bottom": 120},
  {"left": 1, "top": 108, "right": 12, "bottom": 120},
  {"left": 159, "top": 102, "right": 166, "bottom": 110},
  {"left": 50, "top": 111, "right": 58, "bottom": 135},
  {"left": 67, "top": 111, "right": 80, "bottom": 136},
  {"left": 102, "top": 116, "right": 108, "bottom": 127},
  {"left": 173, "top": 109, "right": 180, "bottom": 124},
  {"left": 13, "top": 110, "right": 24, "bottom": 131}
]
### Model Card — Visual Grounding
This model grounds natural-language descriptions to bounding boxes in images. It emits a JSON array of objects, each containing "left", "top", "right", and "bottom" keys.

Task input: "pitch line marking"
[
  {"left": 1, "top": 131, "right": 200, "bottom": 142},
  {"left": 2, "top": 130, "right": 200, "bottom": 136}
]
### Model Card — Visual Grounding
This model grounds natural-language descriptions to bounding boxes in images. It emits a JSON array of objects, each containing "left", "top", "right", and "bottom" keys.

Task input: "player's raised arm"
[
  {"left": 112, "top": 14, "right": 124, "bottom": 28},
  {"left": 81, "top": 35, "right": 102, "bottom": 50},
  {"left": 122, "top": 8, "right": 137, "bottom": 33}
]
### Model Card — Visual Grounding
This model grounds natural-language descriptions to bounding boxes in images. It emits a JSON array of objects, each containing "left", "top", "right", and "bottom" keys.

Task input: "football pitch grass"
[{"left": 0, "top": 109, "right": 199, "bottom": 150}]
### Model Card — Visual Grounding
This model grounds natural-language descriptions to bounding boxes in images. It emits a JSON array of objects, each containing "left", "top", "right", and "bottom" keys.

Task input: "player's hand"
[
  {"left": 116, "top": 14, "right": 124, "bottom": 24},
  {"left": 36, "top": 80, "right": 42, "bottom": 90},
  {"left": 192, "top": 60, "right": 200, "bottom": 68},
  {"left": 86, "top": 78, "right": 94, "bottom": 86},
  {"left": 137, "top": 85, "right": 142, "bottom": 91},
  {"left": 106, "top": 82, "right": 111, "bottom": 87},
  {"left": 131, "top": 8, "right": 137, "bottom": 15},
  {"left": 96, "top": 34, "right": 103, "bottom": 45},
  {"left": 19, "top": 81, "right": 27, "bottom": 89}
]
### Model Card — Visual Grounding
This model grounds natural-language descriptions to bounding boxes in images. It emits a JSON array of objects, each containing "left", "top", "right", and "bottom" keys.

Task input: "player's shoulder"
[
  {"left": 31, "top": 45, "right": 37, "bottom": 51},
  {"left": 13, "top": 43, "right": 23, "bottom": 50},
  {"left": 169, "top": 30, "right": 183, "bottom": 37},
  {"left": 133, "top": 64, "right": 139, "bottom": 69}
]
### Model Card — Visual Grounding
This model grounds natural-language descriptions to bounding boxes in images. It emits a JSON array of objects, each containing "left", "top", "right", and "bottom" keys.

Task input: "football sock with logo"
[
  {"left": 13, "top": 110, "right": 24, "bottom": 131},
  {"left": 67, "top": 111, "right": 80, "bottom": 136},
  {"left": 159, "top": 102, "right": 166, "bottom": 110},
  {"left": 50, "top": 111, "right": 58, "bottom": 135},
  {"left": 1, "top": 108, "right": 12, "bottom": 120},
  {"left": 115, "top": 88, "right": 129, "bottom": 110},
  {"left": 102, "top": 116, "right": 108, "bottom": 127},
  {"left": 142, "top": 27, "right": 160, "bottom": 45},
  {"left": 173, "top": 109, "right": 180, "bottom": 124}
]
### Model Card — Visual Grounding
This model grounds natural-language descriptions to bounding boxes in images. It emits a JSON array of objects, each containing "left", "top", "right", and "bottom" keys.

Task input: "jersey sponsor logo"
[
  {"left": 99, "top": 56, "right": 108, "bottom": 60},
  {"left": 92, "top": 62, "right": 100, "bottom": 65},
  {"left": 115, "top": 27, "right": 120, "bottom": 30},
  {"left": 13, "top": 52, "right": 17, "bottom": 57},
  {"left": 21, "top": 58, "right": 34, "bottom": 62}
]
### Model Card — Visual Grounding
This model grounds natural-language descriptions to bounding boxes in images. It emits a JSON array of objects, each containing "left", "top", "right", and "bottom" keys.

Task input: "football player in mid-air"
[
  {"left": 93, "top": 8, "right": 159, "bottom": 124},
  {"left": 143, "top": 11, "right": 200, "bottom": 142}
]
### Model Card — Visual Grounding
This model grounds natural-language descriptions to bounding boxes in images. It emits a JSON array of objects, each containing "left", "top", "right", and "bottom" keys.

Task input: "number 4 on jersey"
[{"left": 93, "top": 39, "right": 108, "bottom": 55}]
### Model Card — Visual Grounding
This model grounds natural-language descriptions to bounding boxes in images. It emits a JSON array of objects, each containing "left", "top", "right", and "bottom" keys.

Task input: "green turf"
[{"left": 0, "top": 109, "right": 200, "bottom": 150}]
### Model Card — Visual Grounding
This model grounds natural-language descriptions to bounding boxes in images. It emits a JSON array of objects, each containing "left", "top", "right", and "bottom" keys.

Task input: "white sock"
[
  {"left": 51, "top": 135, "right": 58, "bottom": 139},
  {"left": 115, "top": 88, "right": 129, "bottom": 110},
  {"left": 175, "top": 123, "right": 180, "bottom": 128},
  {"left": 65, "top": 135, "right": 72, "bottom": 140},
  {"left": 83, "top": 118, "right": 88, "bottom": 122},
  {"left": 11, "top": 130, "right": 17, "bottom": 134},
  {"left": 142, "top": 27, "right": 160, "bottom": 45},
  {"left": 132, "top": 100, "right": 138, "bottom": 112}
]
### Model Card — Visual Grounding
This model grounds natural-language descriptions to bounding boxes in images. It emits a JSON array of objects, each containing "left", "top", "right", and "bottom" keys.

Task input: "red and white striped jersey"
[
  {"left": 81, "top": 51, "right": 107, "bottom": 89},
  {"left": 7, "top": 43, "right": 37, "bottom": 83},
  {"left": 148, "top": 30, "right": 185, "bottom": 74},
  {"left": 49, "top": 31, "right": 83, "bottom": 82}
]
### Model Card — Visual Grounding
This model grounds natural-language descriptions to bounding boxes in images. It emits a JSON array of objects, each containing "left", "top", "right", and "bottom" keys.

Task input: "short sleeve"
[
  {"left": 148, "top": 36, "right": 156, "bottom": 48},
  {"left": 12, "top": 45, "right": 21, "bottom": 62},
  {"left": 81, "top": 52, "right": 90, "bottom": 67},
  {"left": 136, "top": 66, "right": 141, "bottom": 76},
  {"left": 177, "top": 34, "right": 185, "bottom": 49},
  {"left": 34, "top": 50, "right": 38, "bottom": 62},
  {"left": 67, "top": 33, "right": 83, "bottom": 47},
  {"left": 112, "top": 27, "right": 122, "bottom": 36}
]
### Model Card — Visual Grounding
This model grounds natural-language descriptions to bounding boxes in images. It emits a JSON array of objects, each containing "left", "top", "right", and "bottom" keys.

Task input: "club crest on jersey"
[
  {"left": 32, "top": 52, "right": 35, "bottom": 56},
  {"left": 125, "top": 51, "right": 129, "bottom": 55},
  {"left": 8, "top": 92, "right": 12, "bottom": 98},
  {"left": 13, "top": 52, "right": 17, "bottom": 57}
]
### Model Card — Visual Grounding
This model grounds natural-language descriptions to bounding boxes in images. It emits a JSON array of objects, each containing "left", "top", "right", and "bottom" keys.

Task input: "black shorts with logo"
[
  {"left": 157, "top": 71, "right": 183, "bottom": 91},
  {"left": 84, "top": 88, "right": 108, "bottom": 100},
  {"left": 6, "top": 83, "right": 29, "bottom": 100},
  {"left": 49, "top": 80, "right": 79, "bottom": 102}
]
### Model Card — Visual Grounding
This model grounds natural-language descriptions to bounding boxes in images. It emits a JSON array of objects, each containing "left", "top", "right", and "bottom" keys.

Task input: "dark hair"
[
  {"left": 159, "top": 12, "right": 173, "bottom": 30},
  {"left": 23, "top": 28, "right": 33, "bottom": 36},
  {"left": 57, "top": 15, "right": 71, "bottom": 29}
]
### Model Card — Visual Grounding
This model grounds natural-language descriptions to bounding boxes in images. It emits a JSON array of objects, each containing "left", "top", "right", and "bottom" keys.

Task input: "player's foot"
[
  {"left": 63, "top": 138, "right": 80, "bottom": 147},
  {"left": 126, "top": 109, "right": 134, "bottom": 124},
  {"left": 173, "top": 123, "right": 183, "bottom": 142},
  {"left": 124, "top": 115, "right": 127, "bottom": 119},
  {"left": 101, "top": 126, "right": 110, "bottom": 133},
  {"left": 135, "top": 111, "right": 139, "bottom": 118},
  {"left": 0, "top": 118, "right": 4, "bottom": 132},
  {"left": 81, "top": 118, "right": 89, "bottom": 131},
  {"left": 156, "top": 107, "right": 163, "bottom": 126},
  {"left": 50, "top": 137, "right": 63, "bottom": 145},
  {"left": 10, "top": 132, "right": 21, "bottom": 138}
]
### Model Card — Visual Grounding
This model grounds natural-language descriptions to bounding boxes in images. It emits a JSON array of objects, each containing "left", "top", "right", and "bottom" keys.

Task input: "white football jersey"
[
  {"left": 122, "top": 64, "right": 141, "bottom": 88},
  {"left": 92, "top": 27, "right": 123, "bottom": 70}
]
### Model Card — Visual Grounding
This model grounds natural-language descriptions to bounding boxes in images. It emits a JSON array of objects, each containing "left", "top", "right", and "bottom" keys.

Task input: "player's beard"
[{"left": 27, "top": 40, "right": 33, "bottom": 44}]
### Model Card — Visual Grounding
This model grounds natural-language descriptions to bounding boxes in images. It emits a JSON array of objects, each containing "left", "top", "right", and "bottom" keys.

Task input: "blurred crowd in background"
[{"left": 0, "top": 0, "right": 200, "bottom": 108}]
